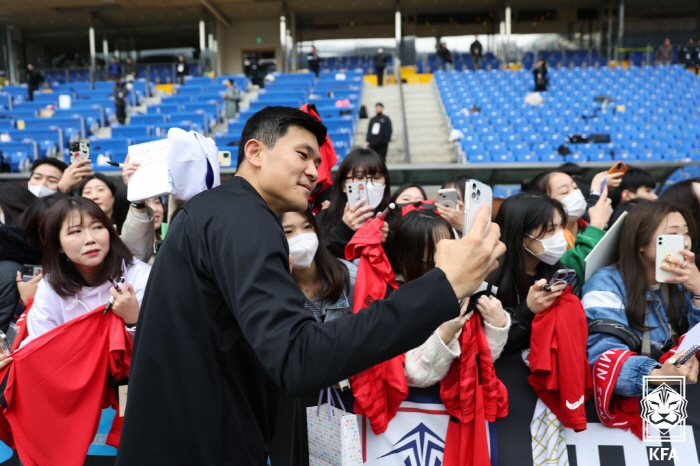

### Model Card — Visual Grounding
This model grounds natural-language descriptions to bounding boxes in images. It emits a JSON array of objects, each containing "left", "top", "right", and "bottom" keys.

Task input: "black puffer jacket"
[{"left": 0, "top": 226, "right": 39, "bottom": 332}]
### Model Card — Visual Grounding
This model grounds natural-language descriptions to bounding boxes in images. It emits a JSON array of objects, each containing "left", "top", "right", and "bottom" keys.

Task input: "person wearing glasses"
[
  {"left": 365, "top": 103, "right": 392, "bottom": 161},
  {"left": 318, "top": 148, "right": 392, "bottom": 259}
]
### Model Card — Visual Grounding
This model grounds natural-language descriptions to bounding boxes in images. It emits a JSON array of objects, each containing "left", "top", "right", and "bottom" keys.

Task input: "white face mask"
[
  {"left": 559, "top": 189, "right": 587, "bottom": 221},
  {"left": 288, "top": 233, "right": 319, "bottom": 269},
  {"left": 27, "top": 182, "right": 57, "bottom": 198},
  {"left": 366, "top": 183, "right": 386, "bottom": 210},
  {"left": 525, "top": 229, "right": 568, "bottom": 265},
  {"left": 0, "top": 212, "right": 4, "bottom": 225}
]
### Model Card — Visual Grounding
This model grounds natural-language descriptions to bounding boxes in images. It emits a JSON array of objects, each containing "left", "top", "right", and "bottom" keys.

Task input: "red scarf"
[
  {"left": 300, "top": 103, "right": 337, "bottom": 212},
  {"left": 527, "top": 287, "right": 592, "bottom": 431},
  {"left": 0, "top": 305, "right": 130, "bottom": 465},
  {"left": 440, "top": 312, "right": 508, "bottom": 466},
  {"left": 592, "top": 349, "right": 642, "bottom": 438},
  {"left": 400, "top": 200, "right": 440, "bottom": 216},
  {"left": 345, "top": 218, "right": 404, "bottom": 434}
]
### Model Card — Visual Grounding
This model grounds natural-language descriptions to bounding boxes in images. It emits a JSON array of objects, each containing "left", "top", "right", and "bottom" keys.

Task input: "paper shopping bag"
[{"left": 306, "top": 402, "right": 362, "bottom": 466}]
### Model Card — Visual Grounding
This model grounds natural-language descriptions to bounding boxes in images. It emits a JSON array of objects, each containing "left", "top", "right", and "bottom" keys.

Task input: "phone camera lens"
[
  {"left": 477, "top": 189, "right": 481, "bottom": 196},
  {"left": 471, "top": 193, "right": 476, "bottom": 199}
]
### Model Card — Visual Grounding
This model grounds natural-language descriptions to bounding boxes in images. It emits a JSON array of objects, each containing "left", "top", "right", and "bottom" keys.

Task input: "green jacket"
[{"left": 560, "top": 226, "right": 605, "bottom": 284}]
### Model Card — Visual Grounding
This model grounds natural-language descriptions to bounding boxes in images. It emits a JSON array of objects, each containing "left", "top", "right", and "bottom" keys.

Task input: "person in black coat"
[
  {"left": 470, "top": 36, "right": 483, "bottom": 70},
  {"left": 307, "top": 46, "right": 321, "bottom": 78},
  {"left": 375, "top": 47, "right": 387, "bottom": 86},
  {"left": 112, "top": 79, "right": 128, "bottom": 124},
  {"left": 25, "top": 64, "right": 44, "bottom": 101},
  {"left": 175, "top": 55, "right": 188, "bottom": 85},
  {"left": 364, "top": 103, "right": 392, "bottom": 160},
  {"left": 680, "top": 38, "right": 695, "bottom": 67},
  {"left": 533, "top": 58, "right": 548, "bottom": 92},
  {"left": 115, "top": 106, "right": 506, "bottom": 466}
]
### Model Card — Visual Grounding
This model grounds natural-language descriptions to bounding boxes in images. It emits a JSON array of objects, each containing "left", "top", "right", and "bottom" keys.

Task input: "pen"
[
  {"left": 674, "top": 343, "right": 700, "bottom": 367},
  {"left": 106, "top": 161, "right": 125, "bottom": 168},
  {"left": 377, "top": 203, "right": 396, "bottom": 220},
  {"left": 104, "top": 276, "right": 126, "bottom": 315}
]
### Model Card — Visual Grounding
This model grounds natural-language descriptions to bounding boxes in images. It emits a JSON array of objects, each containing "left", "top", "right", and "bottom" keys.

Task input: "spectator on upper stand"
[
  {"left": 680, "top": 38, "right": 695, "bottom": 67},
  {"left": 656, "top": 38, "right": 674, "bottom": 65},
  {"left": 365, "top": 103, "right": 392, "bottom": 161},
  {"left": 176, "top": 55, "right": 189, "bottom": 85},
  {"left": 112, "top": 78, "right": 128, "bottom": 124},
  {"left": 222, "top": 79, "right": 240, "bottom": 119},
  {"left": 25, "top": 64, "right": 44, "bottom": 102},
  {"left": 694, "top": 38, "right": 700, "bottom": 70},
  {"left": 470, "top": 36, "right": 483, "bottom": 70},
  {"left": 533, "top": 59, "right": 548, "bottom": 92},
  {"left": 123, "top": 57, "right": 136, "bottom": 78},
  {"left": 108, "top": 57, "right": 121, "bottom": 81},
  {"left": 438, "top": 42, "right": 454, "bottom": 72},
  {"left": 375, "top": 48, "right": 387, "bottom": 86},
  {"left": 307, "top": 46, "right": 321, "bottom": 78}
]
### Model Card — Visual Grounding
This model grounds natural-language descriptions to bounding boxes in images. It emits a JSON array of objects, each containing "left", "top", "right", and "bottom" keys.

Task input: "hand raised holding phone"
[{"left": 435, "top": 205, "right": 506, "bottom": 300}]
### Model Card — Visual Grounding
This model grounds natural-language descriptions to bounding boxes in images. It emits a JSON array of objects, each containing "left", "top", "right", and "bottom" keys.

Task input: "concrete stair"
[
  {"left": 354, "top": 84, "right": 405, "bottom": 163},
  {"left": 402, "top": 83, "right": 454, "bottom": 163}
]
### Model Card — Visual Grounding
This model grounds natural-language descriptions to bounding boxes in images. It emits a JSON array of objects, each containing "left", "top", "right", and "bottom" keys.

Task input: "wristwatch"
[{"left": 131, "top": 202, "right": 146, "bottom": 210}]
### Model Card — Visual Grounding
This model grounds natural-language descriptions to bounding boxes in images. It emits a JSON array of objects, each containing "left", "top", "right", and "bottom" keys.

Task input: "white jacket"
[
  {"left": 24, "top": 259, "right": 151, "bottom": 345},
  {"left": 405, "top": 311, "right": 511, "bottom": 388}
]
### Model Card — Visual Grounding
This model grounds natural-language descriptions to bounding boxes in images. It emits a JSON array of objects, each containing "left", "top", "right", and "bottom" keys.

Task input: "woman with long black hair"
[{"left": 317, "top": 148, "right": 391, "bottom": 258}]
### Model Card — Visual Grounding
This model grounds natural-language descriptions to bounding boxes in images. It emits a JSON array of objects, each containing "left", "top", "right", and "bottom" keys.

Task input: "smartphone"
[
  {"left": 437, "top": 188, "right": 459, "bottom": 210},
  {"left": 608, "top": 161, "right": 628, "bottom": 175},
  {"left": 218, "top": 150, "right": 232, "bottom": 167},
  {"left": 69, "top": 140, "right": 90, "bottom": 164},
  {"left": 462, "top": 180, "right": 492, "bottom": 238},
  {"left": 656, "top": 234, "right": 686, "bottom": 283},
  {"left": 543, "top": 268, "right": 576, "bottom": 291},
  {"left": 346, "top": 181, "right": 368, "bottom": 207},
  {"left": 22, "top": 264, "right": 42, "bottom": 282},
  {"left": 600, "top": 177, "right": 607, "bottom": 193}
]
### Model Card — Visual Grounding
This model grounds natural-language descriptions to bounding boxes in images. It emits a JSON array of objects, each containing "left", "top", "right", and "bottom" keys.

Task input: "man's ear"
[
  {"left": 244, "top": 139, "right": 264, "bottom": 168},
  {"left": 620, "top": 189, "right": 634, "bottom": 202}
]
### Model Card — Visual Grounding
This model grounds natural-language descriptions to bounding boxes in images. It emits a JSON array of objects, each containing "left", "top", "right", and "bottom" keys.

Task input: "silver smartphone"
[
  {"left": 346, "top": 181, "right": 368, "bottom": 207},
  {"left": 437, "top": 188, "right": 459, "bottom": 209},
  {"left": 656, "top": 235, "right": 686, "bottom": 283},
  {"left": 462, "top": 180, "right": 492, "bottom": 238}
]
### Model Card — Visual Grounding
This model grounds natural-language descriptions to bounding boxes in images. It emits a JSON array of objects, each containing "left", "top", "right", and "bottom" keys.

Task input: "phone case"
[
  {"left": 655, "top": 235, "right": 686, "bottom": 283},
  {"left": 437, "top": 189, "right": 458, "bottom": 209},
  {"left": 218, "top": 151, "right": 232, "bottom": 167},
  {"left": 462, "top": 180, "right": 492, "bottom": 238},
  {"left": 70, "top": 142, "right": 90, "bottom": 164},
  {"left": 549, "top": 268, "right": 576, "bottom": 287},
  {"left": 346, "top": 181, "right": 368, "bottom": 207},
  {"left": 608, "top": 161, "right": 628, "bottom": 175}
]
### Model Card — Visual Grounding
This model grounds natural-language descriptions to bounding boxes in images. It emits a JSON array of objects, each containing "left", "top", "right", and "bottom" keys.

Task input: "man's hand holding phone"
[
  {"left": 57, "top": 158, "right": 93, "bottom": 193},
  {"left": 435, "top": 205, "right": 506, "bottom": 300}
]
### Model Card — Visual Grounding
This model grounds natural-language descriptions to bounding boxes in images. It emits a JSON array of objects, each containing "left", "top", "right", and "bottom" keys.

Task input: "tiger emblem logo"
[{"left": 640, "top": 383, "right": 688, "bottom": 435}]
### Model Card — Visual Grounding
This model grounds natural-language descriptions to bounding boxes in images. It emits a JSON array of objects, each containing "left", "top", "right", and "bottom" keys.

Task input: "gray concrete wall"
[{"left": 216, "top": 19, "right": 282, "bottom": 75}]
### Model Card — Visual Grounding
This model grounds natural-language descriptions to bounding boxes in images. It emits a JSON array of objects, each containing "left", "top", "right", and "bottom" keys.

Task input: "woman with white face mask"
[
  {"left": 486, "top": 193, "right": 583, "bottom": 354},
  {"left": 524, "top": 169, "right": 622, "bottom": 283},
  {"left": 279, "top": 209, "right": 357, "bottom": 323},
  {"left": 317, "top": 148, "right": 392, "bottom": 259}
]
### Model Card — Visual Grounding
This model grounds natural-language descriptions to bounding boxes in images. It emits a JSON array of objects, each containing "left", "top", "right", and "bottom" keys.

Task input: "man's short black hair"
[
  {"left": 31, "top": 158, "right": 68, "bottom": 175},
  {"left": 237, "top": 106, "right": 327, "bottom": 167},
  {"left": 609, "top": 167, "right": 657, "bottom": 208}
]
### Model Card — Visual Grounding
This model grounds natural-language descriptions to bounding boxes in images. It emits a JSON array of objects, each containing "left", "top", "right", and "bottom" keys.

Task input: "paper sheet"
[
  {"left": 585, "top": 211, "right": 628, "bottom": 282},
  {"left": 126, "top": 139, "right": 172, "bottom": 202}
]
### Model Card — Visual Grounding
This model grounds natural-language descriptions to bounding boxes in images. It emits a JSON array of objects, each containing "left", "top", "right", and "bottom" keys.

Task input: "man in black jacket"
[
  {"left": 680, "top": 38, "right": 695, "bottom": 67},
  {"left": 112, "top": 79, "right": 128, "bottom": 124},
  {"left": 307, "top": 45, "right": 321, "bottom": 78},
  {"left": 470, "top": 36, "right": 483, "bottom": 70},
  {"left": 365, "top": 103, "right": 392, "bottom": 160},
  {"left": 25, "top": 64, "right": 43, "bottom": 101},
  {"left": 375, "top": 47, "right": 387, "bottom": 86},
  {"left": 116, "top": 106, "right": 505, "bottom": 466}
]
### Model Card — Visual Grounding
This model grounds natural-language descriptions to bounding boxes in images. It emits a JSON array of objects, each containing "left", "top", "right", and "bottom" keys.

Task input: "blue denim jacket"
[
  {"left": 321, "top": 259, "right": 357, "bottom": 322},
  {"left": 582, "top": 265, "right": 700, "bottom": 397}
]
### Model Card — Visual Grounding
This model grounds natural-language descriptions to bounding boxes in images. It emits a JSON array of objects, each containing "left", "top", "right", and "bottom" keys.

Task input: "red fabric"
[
  {"left": 0, "top": 305, "right": 131, "bottom": 466},
  {"left": 400, "top": 200, "right": 440, "bottom": 216},
  {"left": 440, "top": 312, "right": 508, "bottom": 466},
  {"left": 527, "top": 287, "right": 592, "bottom": 431},
  {"left": 300, "top": 103, "right": 337, "bottom": 212},
  {"left": 592, "top": 349, "right": 642, "bottom": 439},
  {"left": 345, "top": 218, "right": 404, "bottom": 434},
  {"left": 11, "top": 299, "right": 32, "bottom": 351}
]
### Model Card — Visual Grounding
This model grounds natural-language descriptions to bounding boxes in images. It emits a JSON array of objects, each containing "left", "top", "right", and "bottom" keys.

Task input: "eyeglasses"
[{"left": 345, "top": 173, "right": 387, "bottom": 186}]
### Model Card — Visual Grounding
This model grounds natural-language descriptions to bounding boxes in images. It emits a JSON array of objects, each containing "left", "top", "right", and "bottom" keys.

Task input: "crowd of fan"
[{"left": 0, "top": 117, "right": 699, "bottom": 461}]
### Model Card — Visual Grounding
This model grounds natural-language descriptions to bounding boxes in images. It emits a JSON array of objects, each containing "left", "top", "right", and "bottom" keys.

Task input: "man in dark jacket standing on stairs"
[
  {"left": 375, "top": 48, "right": 387, "bottom": 86},
  {"left": 365, "top": 102, "right": 392, "bottom": 160}
]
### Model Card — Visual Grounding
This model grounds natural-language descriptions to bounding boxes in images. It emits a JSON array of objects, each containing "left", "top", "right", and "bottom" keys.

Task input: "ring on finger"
[{"left": 682, "top": 260, "right": 688, "bottom": 269}]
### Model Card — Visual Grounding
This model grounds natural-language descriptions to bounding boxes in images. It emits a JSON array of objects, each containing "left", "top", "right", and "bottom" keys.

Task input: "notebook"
[
  {"left": 584, "top": 211, "right": 628, "bottom": 282},
  {"left": 126, "top": 139, "right": 173, "bottom": 202}
]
